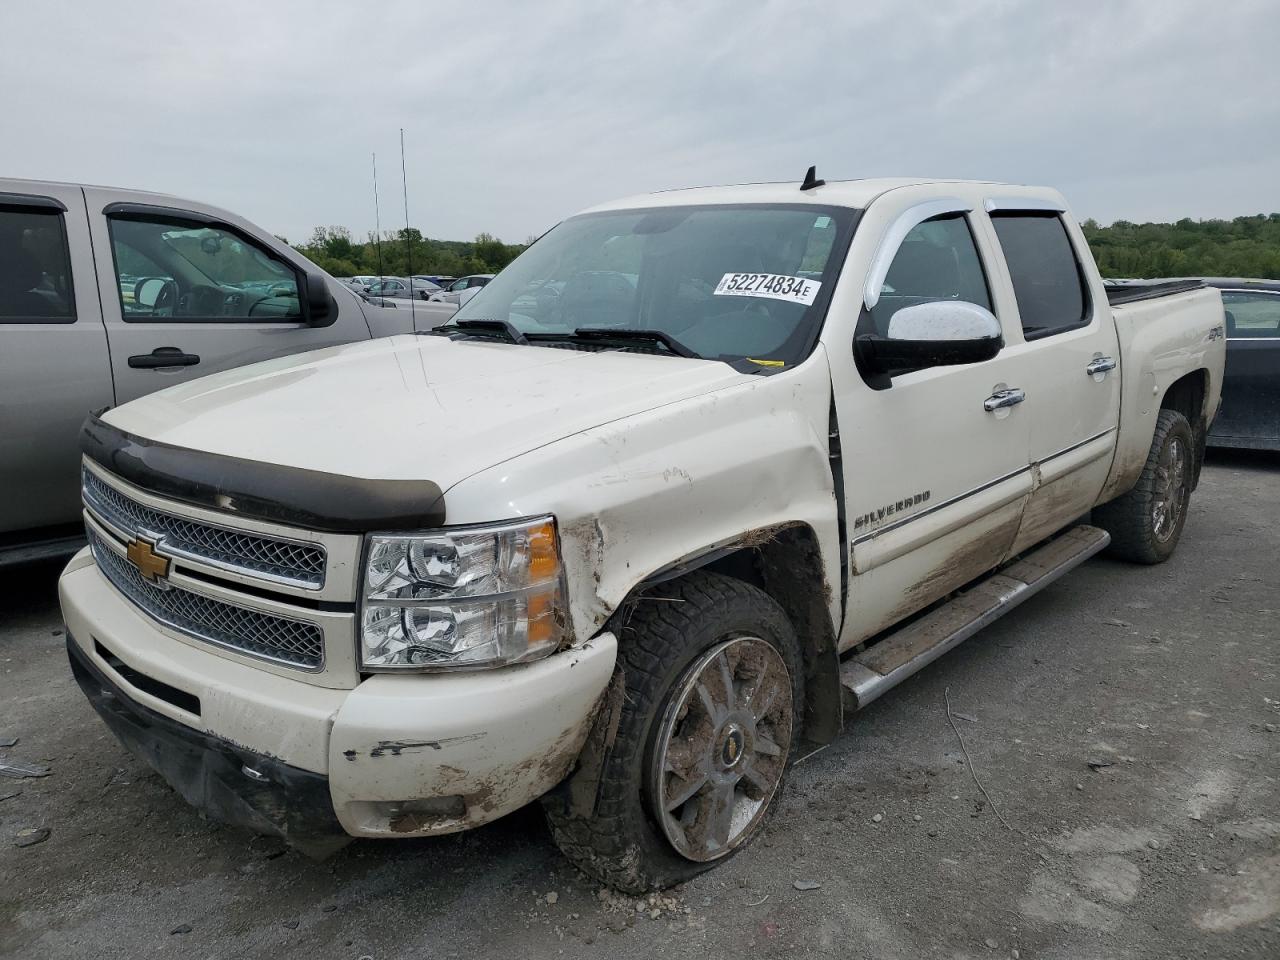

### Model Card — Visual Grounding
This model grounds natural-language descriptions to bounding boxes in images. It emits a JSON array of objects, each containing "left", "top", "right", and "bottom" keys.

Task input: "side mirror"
[
  {"left": 135, "top": 277, "right": 167, "bottom": 309},
  {"left": 304, "top": 272, "right": 337, "bottom": 327},
  {"left": 857, "top": 301, "right": 1002, "bottom": 375}
]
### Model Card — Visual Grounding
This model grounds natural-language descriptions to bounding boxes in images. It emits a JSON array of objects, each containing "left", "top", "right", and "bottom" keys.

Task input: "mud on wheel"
[
  {"left": 543, "top": 571, "right": 803, "bottom": 892},
  {"left": 1095, "top": 408, "right": 1196, "bottom": 564}
]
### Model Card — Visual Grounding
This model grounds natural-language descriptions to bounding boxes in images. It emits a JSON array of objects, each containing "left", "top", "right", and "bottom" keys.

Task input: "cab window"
[
  {"left": 990, "top": 213, "right": 1089, "bottom": 338},
  {"left": 0, "top": 205, "right": 75, "bottom": 322},
  {"left": 868, "top": 214, "right": 991, "bottom": 335},
  {"left": 108, "top": 215, "right": 302, "bottom": 322}
]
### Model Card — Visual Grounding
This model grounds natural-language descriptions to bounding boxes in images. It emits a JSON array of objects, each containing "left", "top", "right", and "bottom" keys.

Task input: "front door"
[
  {"left": 82, "top": 189, "right": 366, "bottom": 405},
  {"left": 831, "top": 203, "right": 1034, "bottom": 649}
]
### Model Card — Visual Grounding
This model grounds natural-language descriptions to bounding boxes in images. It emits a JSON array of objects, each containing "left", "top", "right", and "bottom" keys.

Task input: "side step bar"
[{"left": 839, "top": 524, "right": 1110, "bottom": 710}]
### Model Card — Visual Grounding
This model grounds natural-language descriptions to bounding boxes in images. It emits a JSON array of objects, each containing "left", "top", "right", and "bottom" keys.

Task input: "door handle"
[
  {"left": 1086, "top": 356, "right": 1117, "bottom": 376},
  {"left": 128, "top": 347, "right": 201, "bottom": 369},
  {"left": 983, "top": 387, "right": 1026, "bottom": 412}
]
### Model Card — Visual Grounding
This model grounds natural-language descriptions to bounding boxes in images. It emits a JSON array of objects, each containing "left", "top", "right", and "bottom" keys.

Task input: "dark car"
[{"left": 1201, "top": 279, "right": 1280, "bottom": 450}]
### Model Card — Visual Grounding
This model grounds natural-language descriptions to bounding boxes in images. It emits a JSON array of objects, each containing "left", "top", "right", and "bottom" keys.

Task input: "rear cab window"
[
  {"left": 106, "top": 212, "right": 303, "bottom": 322},
  {"left": 0, "top": 201, "right": 75, "bottom": 323},
  {"left": 989, "top": 213, "right": 1090, "bottom": 339}
]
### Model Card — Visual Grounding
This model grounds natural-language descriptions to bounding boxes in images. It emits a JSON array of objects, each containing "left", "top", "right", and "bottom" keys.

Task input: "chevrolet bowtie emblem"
[{"left": 126, "top": 536, "right": 171, "bottom": 584}]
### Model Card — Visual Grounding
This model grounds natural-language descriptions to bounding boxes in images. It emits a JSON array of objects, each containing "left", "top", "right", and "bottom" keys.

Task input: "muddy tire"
[
  {"left": 543, "top": 571, "right": 803, "bottom": 893},
  {"left": 1094, "top": 409, "right": 1195, "bottom": 564}
]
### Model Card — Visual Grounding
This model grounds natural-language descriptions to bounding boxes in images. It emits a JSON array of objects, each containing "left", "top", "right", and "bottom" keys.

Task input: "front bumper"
[
  {"left": 60, "top": 551, "right": 618, "bottom": 846},
  {"left": 68, "top": 634, "right": 348, "bottom": 857}
]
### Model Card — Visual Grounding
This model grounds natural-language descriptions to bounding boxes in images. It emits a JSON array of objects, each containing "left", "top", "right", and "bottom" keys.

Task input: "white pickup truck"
[{"left": 59, "top": 175, "right": 1225, "bottom": 892}]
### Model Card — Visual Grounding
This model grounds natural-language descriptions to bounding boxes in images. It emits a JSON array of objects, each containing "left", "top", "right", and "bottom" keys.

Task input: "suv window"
[
  {"left": 1222, "top": 291, "right": 1280, "bottom": 339},
  {"left": 108, "top": 215, "right": 302, "bottom": 322},
  {"left": 990, "top": 213, "right": 1089, "bottom": 338},
  {"left": 0, "top": 206, "right": 75, "bottom": 322},
  {"left": 869, "top": 214, "right": 991, "bottom": 335}
]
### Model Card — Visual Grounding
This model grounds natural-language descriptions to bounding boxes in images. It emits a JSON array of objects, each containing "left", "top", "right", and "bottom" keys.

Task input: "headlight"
[{"left": 360, "top": 517, "right": 567, "bottom": 671}]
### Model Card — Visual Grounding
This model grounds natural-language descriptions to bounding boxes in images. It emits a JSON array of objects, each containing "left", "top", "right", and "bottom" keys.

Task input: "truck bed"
[{"left": 1098, "top": 284, "right": 1225, "bottom": 503}]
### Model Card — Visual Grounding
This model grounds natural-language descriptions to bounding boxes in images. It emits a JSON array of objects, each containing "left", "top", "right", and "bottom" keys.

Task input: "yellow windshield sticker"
[{"left": 747, "top": 358, "right": 786, "bottom": 367}]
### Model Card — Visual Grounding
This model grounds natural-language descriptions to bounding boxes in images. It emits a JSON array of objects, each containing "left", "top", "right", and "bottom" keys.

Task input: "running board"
[{"left": 839, "top": 524, "right": 1110, "bottom": 710}]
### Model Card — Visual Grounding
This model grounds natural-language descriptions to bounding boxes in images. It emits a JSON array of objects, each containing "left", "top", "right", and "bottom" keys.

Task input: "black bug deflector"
[
  {"left": 80, "top": 413, "right": 446, "bottom": 533},
  {"left": 67, "top": 634, "right": 349, "bottom": 858}
]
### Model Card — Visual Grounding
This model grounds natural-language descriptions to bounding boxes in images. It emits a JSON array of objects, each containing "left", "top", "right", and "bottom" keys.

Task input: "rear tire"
[
  {"left": 544, "top": 571, "right": 803, "bottom": 893},
  {"left": 1095, "top": 409, "right": 1194, "bottom": 564}
]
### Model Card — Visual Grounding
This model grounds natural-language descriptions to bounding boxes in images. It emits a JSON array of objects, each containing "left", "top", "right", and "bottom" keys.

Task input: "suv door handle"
[
  {"left": 983, "top": 387, "right": 1026, "bottom": 412},
  {"left": 128, "top": 347, "right": 201, "bottom": 369},
  {"left": 1086, "top": 356, "right": 1118, "bottom": 376}
]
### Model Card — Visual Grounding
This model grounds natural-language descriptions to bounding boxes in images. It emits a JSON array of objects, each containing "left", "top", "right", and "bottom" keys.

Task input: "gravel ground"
[{"left": 1, "top": 452, "right": 1277, "bottom": 960}]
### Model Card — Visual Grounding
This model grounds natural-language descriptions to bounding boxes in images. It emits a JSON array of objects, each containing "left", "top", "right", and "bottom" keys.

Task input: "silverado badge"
[{"left": 126, "top": 536, "right": 171, "bottom": 586}]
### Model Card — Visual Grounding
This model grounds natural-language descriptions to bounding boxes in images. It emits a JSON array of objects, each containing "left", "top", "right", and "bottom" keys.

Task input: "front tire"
[
  {"left": 544, "top": 571, "right": 802, "bottom": 893},
  {"left": 1095, "top": 408, "right": 1194, "bottom": 564}
]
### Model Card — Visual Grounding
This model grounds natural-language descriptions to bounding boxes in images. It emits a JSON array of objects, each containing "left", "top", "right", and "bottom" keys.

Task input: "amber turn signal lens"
[{"left": 528, "top": 521, "right": 560, "bottom": 583}]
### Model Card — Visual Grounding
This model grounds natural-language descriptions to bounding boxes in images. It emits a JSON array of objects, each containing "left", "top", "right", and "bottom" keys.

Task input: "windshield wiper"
[
  {"left": 571, "top": 327, "right": 698, "bottom": 358},
  {"left": 451, "top": 318, "right": 529, "bottom": 345}
]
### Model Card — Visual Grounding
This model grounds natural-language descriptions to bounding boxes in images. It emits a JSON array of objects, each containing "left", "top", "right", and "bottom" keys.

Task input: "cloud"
[{"left": 2, "top": 0, "right": 1276, "bottom": 241}]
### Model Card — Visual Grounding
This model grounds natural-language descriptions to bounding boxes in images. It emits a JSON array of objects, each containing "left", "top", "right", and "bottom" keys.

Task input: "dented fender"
[{"left": 441, "top": 352, "right": 842, "bottom": 645}]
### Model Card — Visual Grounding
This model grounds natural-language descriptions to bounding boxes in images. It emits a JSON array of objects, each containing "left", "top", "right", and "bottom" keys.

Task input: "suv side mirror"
[
  {"left": 305, "top": 272, "right": 337, "bottom": 327},
  {"left": 856, "top": 301, "right": 1002, "bottom": 376}
]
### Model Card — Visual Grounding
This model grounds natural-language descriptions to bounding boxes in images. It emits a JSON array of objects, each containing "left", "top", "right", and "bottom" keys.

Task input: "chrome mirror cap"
[{"left": 886, "top": 301, "right": 1001, "bottom": 342}]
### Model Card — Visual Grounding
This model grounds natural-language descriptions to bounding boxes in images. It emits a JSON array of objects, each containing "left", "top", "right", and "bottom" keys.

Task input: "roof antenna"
[
  {"left": 800, "top": 165, "right": 825, "bottom": 192},
  {"left": 400, "top": 127, "right": 416, "bottom": 328},
  {"left": 372, "top": 153, "right": 384, "bottom": 283}
]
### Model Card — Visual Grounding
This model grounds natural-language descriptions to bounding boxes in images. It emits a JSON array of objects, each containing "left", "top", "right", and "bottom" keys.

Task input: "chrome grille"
[
  {"left": 82, "top": 468, "right": 326, "bottom": 589},
  {"left": 88, "top": 527, "right": 325, "bottom": 670}
]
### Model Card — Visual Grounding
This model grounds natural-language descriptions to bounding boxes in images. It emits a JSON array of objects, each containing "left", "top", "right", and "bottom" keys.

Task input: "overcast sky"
[{"left": 3, "top": 0, "right": 1277, "bottom": 243}]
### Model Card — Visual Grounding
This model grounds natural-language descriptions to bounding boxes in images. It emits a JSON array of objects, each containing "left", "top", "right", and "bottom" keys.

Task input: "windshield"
[{"left": 451, "top": 203, "right": 857, "bottom": 365}]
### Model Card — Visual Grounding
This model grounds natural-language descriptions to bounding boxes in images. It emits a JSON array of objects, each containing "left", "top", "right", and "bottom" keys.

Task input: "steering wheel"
[
  {"left": 134, "top": 277, "right": 179, "bottom": 316},
  {"left": 181, "top": 283, "right": 226, "bottom": 317}
]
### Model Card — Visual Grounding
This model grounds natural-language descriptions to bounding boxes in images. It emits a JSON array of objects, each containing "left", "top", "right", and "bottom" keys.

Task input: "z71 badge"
[{"left": 852, "top": 490, "right": 932, "bottom": 532}]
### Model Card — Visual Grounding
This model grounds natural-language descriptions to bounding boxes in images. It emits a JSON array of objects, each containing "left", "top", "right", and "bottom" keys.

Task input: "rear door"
[
  {"left": 983, "top": 203, "right": 1122, "bottom": 552},
  {"left": 82, "top": 189, "right": 373, "bottom": 405},
  {"left": 1211, "top": 290, "right": 1280, "bottom": 448},
  {"left": 0, "top": 182, "right": 113, "bottom": 539}
]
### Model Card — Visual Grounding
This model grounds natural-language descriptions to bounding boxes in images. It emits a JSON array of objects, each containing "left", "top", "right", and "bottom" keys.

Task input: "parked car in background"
[
  {"left": 0, "top": 178, "right": 455, "bottom": 566},
  {"left": 1111, "top": 277, "right": 1278, "bottom": 451},
  {"left": 429, "top": 273, "right": 494, "bottom": 304},
  {"left": 365, "top": 276, "right": 409, "bottom": 296},
  {"left": 1203, "top": 278, "right": 1279, "bottom": 450},
  {"left": 60, "top": 176, "right": 1223, "bottom": 891},
  {"left": 366, "top": 277, "right": 441, "bottom": 300}
]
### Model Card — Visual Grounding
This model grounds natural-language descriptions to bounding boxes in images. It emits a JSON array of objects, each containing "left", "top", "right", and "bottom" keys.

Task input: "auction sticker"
[{"left": 714, "top": 273, "right": 821, "bottom": 306}]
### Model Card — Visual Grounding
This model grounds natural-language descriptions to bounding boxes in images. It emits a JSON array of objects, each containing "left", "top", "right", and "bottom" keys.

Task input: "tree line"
[
  {"left": 294, "top": 226, "right": 528, "bottom": 279},
  {"left": 292, "top": 213, "right": 1280, "bottom": 282},
  {"left": 1081, "top": 213, "right": 1280, "bottom": 279}
]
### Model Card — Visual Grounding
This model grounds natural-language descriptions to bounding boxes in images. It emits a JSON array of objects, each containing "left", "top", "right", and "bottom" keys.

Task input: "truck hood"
[{"left": 103, "top": 335, "right": 755, "bottom": 489}]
